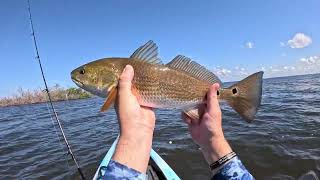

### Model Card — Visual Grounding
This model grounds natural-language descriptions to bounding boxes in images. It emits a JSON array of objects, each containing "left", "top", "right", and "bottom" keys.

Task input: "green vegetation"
[
  {"left": 0, "top": 84, "right": 92, "bottom": 107},
  {"left": 66, "top": 87, "right": 91, "bottom": 99}
]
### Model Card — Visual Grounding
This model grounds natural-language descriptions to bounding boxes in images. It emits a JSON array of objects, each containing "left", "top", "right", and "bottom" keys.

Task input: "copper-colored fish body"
[
  {"left": 72, "top": 58, "right": 211, "bottom": 108},
  {"left": 71, "top": 41, "right": 263, "bottom": 122},
  {"left": 130, "top": 59, "right": 211, "bottom": 108}
]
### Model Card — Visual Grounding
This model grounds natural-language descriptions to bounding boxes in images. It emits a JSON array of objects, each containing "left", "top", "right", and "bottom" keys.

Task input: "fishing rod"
[{"left": 26, "top": 1, "right": 86, "bottom": 179}]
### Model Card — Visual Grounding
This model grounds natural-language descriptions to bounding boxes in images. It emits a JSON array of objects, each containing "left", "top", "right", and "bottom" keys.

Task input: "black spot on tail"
[{"left": 232, "top": 88, "right": 238, "bottom": 94}]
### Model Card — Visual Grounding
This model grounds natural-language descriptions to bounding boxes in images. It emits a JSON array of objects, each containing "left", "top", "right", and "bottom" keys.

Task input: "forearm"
[
  {"left": 112, "top": 133, "right": 153, "bottom": 173},
  {"left": 104, "top": 159, "right": 146, "bottom": 179},
  {"left": 200, "top": 136, "right": 233, "bottom": 164},
  {"left": 212, "top": 156, "right": 254, "bottom": 180},
  {"left": 201, "top": 137, "right": 254, "bottom": 179}
]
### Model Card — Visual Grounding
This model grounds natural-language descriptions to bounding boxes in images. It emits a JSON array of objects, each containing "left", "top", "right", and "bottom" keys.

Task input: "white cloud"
[
  {"left": 245, "top": 42, "right": 254, "bottom": 49},
  {"left": 212, "top": 66, "right": 250, "bottom": 81},
  {"left": 300, "top": 58, "right": 307, "bottom": 62},
  {"left": 211, "top": 55, "right": 320, "bottom": 81},
  {"left": 299, "top": 56, "right": 319, "bottom": 64},
  {"left": 263, "top": 55, "right": 320, "bottom": 77},
  {"left": 213, "top": 67, "right": 232, "bottom": 77},
  {"left": 287, "top": 33, "right": 312, "bottom": 48}
]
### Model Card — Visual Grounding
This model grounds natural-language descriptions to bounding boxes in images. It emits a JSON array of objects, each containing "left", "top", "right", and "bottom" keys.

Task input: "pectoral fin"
[
  {"left": 183, "top": 105, "right": 205, "bottom": 123},
  {"left": 100, "top": 87, "right": 117, "bottom": 112}
]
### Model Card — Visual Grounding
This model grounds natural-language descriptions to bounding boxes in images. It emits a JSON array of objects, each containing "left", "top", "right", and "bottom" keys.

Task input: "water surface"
[{"left": 1, "top": 74, "right": 320, "bottom": 179}]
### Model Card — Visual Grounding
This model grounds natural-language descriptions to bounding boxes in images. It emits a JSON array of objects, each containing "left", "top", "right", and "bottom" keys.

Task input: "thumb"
[
  {"left": 118, "top": 65, "right": 134, "bottom": 94},
  {"left": 206, "top": 83, "right": 221, "bottom": 117}
]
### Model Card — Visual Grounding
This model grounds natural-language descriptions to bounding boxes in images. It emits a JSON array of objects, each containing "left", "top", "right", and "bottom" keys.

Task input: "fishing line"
[
  {"left": 44, "top": 98, "right": 72, "bottom": 172},
  {"left": 27, "top": 0, "right": 86, "bottom": 179},
  {"left": 63, "top": 97, "right": 104, "bottom": 159}
]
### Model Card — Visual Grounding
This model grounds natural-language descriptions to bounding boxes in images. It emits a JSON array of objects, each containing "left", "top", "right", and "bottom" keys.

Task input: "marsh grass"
[{"left": 0, "top": 84, "right": 92, "bottom": 107}]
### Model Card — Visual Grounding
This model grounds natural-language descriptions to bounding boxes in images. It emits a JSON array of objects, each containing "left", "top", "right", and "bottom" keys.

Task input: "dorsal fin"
[
  {"left": 130, "top": 40, "right": 162, "bottom": 64},
  {"left": 166, "top": 55, "right": 222, "bottom": 84}
]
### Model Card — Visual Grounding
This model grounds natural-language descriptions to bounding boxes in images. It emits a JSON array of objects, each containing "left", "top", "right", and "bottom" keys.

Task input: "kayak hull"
[{"left": 93, "top": 136, "right": 180, "bottom": 180}]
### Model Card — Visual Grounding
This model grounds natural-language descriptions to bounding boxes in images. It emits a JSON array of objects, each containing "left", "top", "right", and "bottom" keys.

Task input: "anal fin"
[{"left": 100, "top": 87, "right": 117, "bottom": 112}]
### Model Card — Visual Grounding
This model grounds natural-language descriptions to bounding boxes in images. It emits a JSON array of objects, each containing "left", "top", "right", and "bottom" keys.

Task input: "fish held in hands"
[{"left": 71, "top": 41, "right": 263, "bottom": 122}]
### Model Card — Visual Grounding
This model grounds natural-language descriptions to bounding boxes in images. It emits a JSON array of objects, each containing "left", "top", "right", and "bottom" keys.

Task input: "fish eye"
[
  {"left": 79, "top": 69, "right": 85, "bottom": 75},
  {"left": 232, "top": 88, "right": 238, "bottom": 94}
]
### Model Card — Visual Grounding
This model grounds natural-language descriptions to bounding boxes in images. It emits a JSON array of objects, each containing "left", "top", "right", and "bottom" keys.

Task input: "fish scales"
[
  {"left": 71, "top": 40, "right": 263, "bottom": 121},
  {"left": 127, "top": 60, "right": 210, "bottom": 108}
]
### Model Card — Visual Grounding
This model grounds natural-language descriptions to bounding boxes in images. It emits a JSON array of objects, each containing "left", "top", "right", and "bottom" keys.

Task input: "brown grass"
[{"left": 0, "top": 84, "right": 92, "bottom": 107}]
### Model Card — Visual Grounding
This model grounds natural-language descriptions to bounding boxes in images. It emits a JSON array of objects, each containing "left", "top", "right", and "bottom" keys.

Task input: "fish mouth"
[{"left": 72, "top": 78, "right": 84, "bottom": 87}]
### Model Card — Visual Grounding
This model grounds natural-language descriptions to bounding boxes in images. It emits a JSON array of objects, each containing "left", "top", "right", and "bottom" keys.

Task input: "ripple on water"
[{"left": 0, "top": 74, "right": 320, "bottom": 179}]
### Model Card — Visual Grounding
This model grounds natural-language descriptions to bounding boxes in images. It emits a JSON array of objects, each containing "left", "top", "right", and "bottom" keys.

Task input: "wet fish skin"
[
  {"left": 72, "top": 58, "right": 211, "bottom": 108},
  {"left": 71, "top": 57, "right": 263, "bottom": 122},
  {"left": 71, "top": 40, "right": 263, "bottom": 122}
]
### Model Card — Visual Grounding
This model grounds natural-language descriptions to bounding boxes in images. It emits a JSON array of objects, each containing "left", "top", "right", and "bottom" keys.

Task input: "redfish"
[{"left": 71, "top": 41, "right": 263, "bottom": 122}]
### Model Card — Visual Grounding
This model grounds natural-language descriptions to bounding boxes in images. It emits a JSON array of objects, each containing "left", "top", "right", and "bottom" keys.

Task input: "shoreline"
[
  {"left": 0, "top": 96, "right": 93, "bottom": 108},
  {"left": 0, "top": 85, "right": 92, "bottom": 108}
]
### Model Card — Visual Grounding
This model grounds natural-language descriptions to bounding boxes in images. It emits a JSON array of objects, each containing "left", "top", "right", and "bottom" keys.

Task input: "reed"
[{"left": 0, "top": 84, "right": 92, "bottom": 107}]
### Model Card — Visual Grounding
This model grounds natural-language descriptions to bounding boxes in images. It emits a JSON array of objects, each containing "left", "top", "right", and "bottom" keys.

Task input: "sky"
[{"left": 0, "top": 0, "right": 319, "bottom": 97}]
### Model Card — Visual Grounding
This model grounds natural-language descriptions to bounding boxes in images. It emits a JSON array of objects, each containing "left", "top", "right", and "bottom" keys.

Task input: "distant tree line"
[{"left": 0, "top": 84, "right": 92, "bottom": 107}]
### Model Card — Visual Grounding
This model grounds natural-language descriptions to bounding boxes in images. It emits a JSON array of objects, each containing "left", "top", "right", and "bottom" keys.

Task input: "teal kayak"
[{"left": 93, "top": 136, "right": 181, "bottom": 180}]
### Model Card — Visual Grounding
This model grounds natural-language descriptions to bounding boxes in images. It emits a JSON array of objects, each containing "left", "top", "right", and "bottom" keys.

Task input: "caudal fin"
[{"left": 223, "top": 71, "right": 263, "bottom": 122}]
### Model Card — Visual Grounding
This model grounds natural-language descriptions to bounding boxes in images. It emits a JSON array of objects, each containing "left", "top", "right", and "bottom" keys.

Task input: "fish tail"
[{"left": 221, "top": 71, "right": 263, "bottom": 122}]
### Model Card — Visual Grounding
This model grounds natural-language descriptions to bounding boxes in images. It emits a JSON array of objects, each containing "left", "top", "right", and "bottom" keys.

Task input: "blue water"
[{"left": 0, "top": 74, "right": 320, "bottom": 179}]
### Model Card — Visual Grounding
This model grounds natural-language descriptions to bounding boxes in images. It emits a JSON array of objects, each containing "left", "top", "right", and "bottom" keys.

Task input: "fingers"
[
  {"left": 118, "top": 65, "right": 134, "bottom": 95},
  {"left": 141, "top": 106, "right": 155, "bottom": 117},
  {"left": 206, "top": 83, "right": 221, "bottom": 118},
  {"left": 116, "top": 65, "right": 135, "bottom": 113},
  {"left": 141, "top": 107, "right": 156, "bottom": 122}
]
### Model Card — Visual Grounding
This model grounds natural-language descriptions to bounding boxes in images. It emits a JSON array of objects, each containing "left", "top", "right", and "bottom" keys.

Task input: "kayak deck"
[{"left": 93, "top": 136, "right": 180, "bottom": 180}]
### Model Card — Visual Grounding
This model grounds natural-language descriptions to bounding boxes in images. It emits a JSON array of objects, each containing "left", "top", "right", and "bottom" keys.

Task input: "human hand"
[
  {"left": 112, "top": 65, "right": 156, "bottom": 173},
  {"left": 182, "top": 83, "right": 232, "bottom": 164},
  {"left": 116, "top": 65, "right": 156, "bottom": 138}
]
